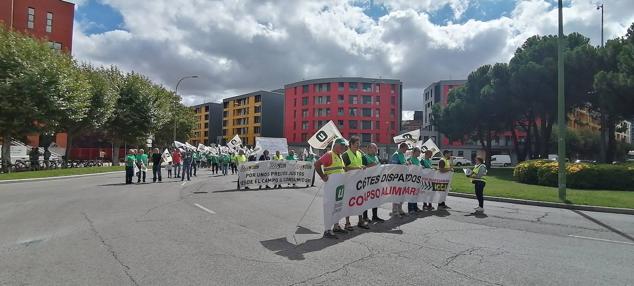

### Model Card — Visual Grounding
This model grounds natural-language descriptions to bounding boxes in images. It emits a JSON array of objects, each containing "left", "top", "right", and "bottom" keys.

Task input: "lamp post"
[
  {"left": 173, "top": 75, "right": 199, "bottom": 142},
  {"left": 597, "top": 3, "right": 604, "bottom": 47},
  {"left": 557, "top": 0, "right": 566, "bottom": 200}
]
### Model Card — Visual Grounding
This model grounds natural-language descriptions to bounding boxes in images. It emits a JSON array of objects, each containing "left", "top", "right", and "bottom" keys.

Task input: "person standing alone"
[
  {"left": 151, "top": 148, "right": 162, "bottom": 183},
  {"left": 469, "top": 157, "right": 487, "bottom": 213}
]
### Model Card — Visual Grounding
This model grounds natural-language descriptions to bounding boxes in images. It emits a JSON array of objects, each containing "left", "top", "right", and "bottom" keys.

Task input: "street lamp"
[
  {"left": 173, "top": 75, "right": 199, "bottom": 142},
  {"left": 557, "top": 0, "right": 566, "bottom": 200},
  {"left": 597, "top": 3, "right": 604, "bottom": 47}
]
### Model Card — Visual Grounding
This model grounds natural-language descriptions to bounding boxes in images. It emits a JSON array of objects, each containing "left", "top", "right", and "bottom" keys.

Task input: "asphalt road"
[{"left": 0, "top": 169, "right": 633, "bottom": 286}]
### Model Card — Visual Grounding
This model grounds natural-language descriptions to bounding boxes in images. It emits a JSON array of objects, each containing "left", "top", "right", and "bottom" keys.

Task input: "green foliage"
[{"left": 514, "top": 160, "right": 634, "bottom": 190}]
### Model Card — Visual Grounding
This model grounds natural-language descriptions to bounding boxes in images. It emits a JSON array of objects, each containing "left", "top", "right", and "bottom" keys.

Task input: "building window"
[
  {"left": 362, "top": 83, "right": 372, "bottom": 92},
  {"left": 390, "top": 109, "right": 395, "bottom": 118},
  {"left": 302, "top": 85, "right": 309, "bottom": 93},
  {"left": 338, "top": 120, "right": 345, "bottom": 128},
  {"left": 222, "top": 120, "right": 227, "bottom": 126},
  {"left": 391, "top": 84, "right": 396, "bottom": 93},
  {"left": 204, "top": 131, "right": 208, "bottom": 137},
  {"left": 48, "top": 42, "right": 62, "bottom": 51},
  {"left": 302, "top": 97, "right": 308, "bottom": 105},
  {"left": 315, "top": 96, "right": 331, "bottom": 104},
  {"left": 204, "top": 114, "right": 209, "bottom": 120},
  {"left": 391, "top": 97, "right": 395, "bottom": 104},
  {"left": 375, "top": 121, "right": 380, "bottom": 129},
  {"left": 349, "top": 95, "right": 358, "bottom": 104},
  {"left": 374, "top": 96, "right": 380, "bottom": 104},
  {"left": 338, "top": 95, "right": 344, "bottom": 104},
  {"left": 361, "top": 133, "right": 372, "bottom": 143},
  {"left": 338, "top": 108, "right": 344, "bottom": 116},
  {"left": 223, "top": 102, "right": 229, "bottom": 108},
  {"left": 205, "top": 105, "right": 209, "bottom": 112},
  {"left": 374, "top": 84, "right": 380, "bottom": 92},
  {"left": 302, "top": 109, "right": 308, "bottom": 118},
  {"left": 375, "top": 109, "right": 380, "bottom": 117},
  {"left": 349, "top": 82, "right": 358, "bottom": 91},
  {"left": 293, "top": 98, "right": 296, "bottom": 107},
  {"left": 254, "top": 106, "right": 261, "bottom": 113},
  {"left": 27, "top": 8, "right": 35, "bottom": 29},
  {"left": 316, "top": 83, "right": 330, "bottom": 92},
  {"left": 222, "top": 130, "right": 227, "bottom": 136},
  {"left": 362, "top": 120, "right": 372, "bottom": 129},
  {"left": 349, "top": 108, "right": 358, "bottom": 116},
  {"left": 46, "top": 12, "right": 53, "bottom": 33},
  {"left": 458, "top": 151, "right": 464, "bottom": 157},
  {"left": 338, "top": 82, "right": 345, "bottom": 91},
  {"left": 205, "top": 123, "right": 209, "bottom": 128},
  {"left": 302, "top": 121, "right": 309, "bottom": 130},
  {"left": 254, "top": 127, "right": 261, "bottom": 134},
  {"left": 349, "top": 120, "right": 358, "bottom": 129},
  {"left": 255, "top": 95, "right": 261, "bottom": 103},
  {"left": 362, "top": 108, "right": 372, "bottom": 117},
  {"left": 362, "top": 95, "right": 372, "bottom": 104},
  {"left": 255, "top": 116, "right": 261, "bottom": 123}
]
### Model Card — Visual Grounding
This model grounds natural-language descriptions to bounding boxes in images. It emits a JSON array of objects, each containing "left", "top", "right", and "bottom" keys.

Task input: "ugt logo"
[
  {"left": 335, "top": 185, "right": 345, "bottom": 201},
  {"left": 402, "top": 133, "right": 413, "bottom": 140},
  {"left": 315, "top": 131, "right": 328, "bottom": 142},
  {"left": 230, "top": 139, "right": 238, "bottom": 145}
]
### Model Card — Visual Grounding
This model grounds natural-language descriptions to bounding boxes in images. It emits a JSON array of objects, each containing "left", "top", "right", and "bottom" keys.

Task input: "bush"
[{"left": 514, "top": 160, "right": 634, "bottom": 190}]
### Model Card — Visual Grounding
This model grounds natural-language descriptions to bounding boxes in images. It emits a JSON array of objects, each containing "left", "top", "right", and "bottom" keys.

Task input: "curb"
[
  {"left": 448, "top": 192, "right": 634, "bottom": 215},
  {"left": 0, "top": 171, "right": 122, "bottom": 184}
]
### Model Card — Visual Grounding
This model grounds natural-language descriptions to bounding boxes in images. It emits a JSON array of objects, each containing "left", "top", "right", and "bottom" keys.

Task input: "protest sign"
[
  {"left": 393, "top": 129, "right": 420, "bottom": 144},
  {"left": 255, "top": 137, "right": 288, "bottom": 155},
  {"left": 321, "top": 165, "right": 452, "bottom": 227},
  {"left": 307, "top": 121, "right": 342, "bottom": 150},
  {"left": 162, "top": 149, "right": 172, "bottom": 165},
  {"left": 238, "top": 160, "right": 315, "bottom": 189},
  {"left": 227, "top": 135, "right": 242, "bottom": 149},
  {"left": 419, "top": 138, "right": 440, "bottom": 157}
]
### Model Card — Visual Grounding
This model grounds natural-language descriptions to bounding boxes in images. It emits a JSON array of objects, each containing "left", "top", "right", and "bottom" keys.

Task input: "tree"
[
  {"left": 0, "top": 26, "right": 90, "bottom": 170},
  {"left": 105, "top": 72, "right": 156, "bottom": 165},
  {"left": 153, "top": 103, "right": 197, "bottom": 147}
]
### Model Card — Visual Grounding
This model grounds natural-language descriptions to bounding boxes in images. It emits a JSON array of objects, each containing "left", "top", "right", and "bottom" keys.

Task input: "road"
[{"left": 0, "top": 170, "right": 633, "bottom": 286}]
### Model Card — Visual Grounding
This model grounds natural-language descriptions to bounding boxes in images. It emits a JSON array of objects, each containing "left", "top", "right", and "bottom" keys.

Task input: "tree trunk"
[
  {"left": 112, "top": 140, "right": 121, "bottom": 166},
  {"left": 511, "top": 125, "right": 523, "bottom": 162},
  {"left": 485, "top": 129, "right": 493, "bottom": 168},
  {"left": 542, "top": 118, "right": 554, "bottom": 158},
  {"left": 1, "top": 134, "right": 11, "bottom": 173},
  {"left": 64, "top": 131, "right": 74, "bottom": 162}
]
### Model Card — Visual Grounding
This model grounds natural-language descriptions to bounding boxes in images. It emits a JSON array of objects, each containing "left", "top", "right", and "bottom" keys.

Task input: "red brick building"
[
  {"left": 0, "top": 0, "right": 75, "bottom": 149},
  {"left": 284, "top": 77, "right": 402, "bottom": 147},
  {"left": 0, "top": 0, "right": 74, "bottom": 52}
]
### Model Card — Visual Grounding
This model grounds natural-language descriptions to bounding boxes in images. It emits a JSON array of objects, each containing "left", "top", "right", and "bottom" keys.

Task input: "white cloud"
[{"left": 72, "top": 0, "right": 634, "bottom": 111}]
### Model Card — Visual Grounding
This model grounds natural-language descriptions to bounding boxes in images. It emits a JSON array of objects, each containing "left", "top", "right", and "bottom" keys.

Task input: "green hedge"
[{"left": 513, "top": 160, "right": 634, "bottom": 191}]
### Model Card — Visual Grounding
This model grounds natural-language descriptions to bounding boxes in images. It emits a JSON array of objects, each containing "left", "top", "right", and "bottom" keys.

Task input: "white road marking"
[
  {"left": 568, "top": 235, "right": 634, "bottom": 246},
  {"left": 194, "top": 203, "right": 216, "bottom": 215},
  {"left": 181, "top": 181, "right": 187, "bottom": 186}
]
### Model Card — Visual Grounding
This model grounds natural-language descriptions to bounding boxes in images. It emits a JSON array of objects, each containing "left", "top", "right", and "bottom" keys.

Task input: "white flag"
[
  {"left": 307, "top": 120, "right": 343, "bottom": 150},
  {"left": 419, "top": 138, "right": 440, "bottom": 156},
  {"left": 184, "top": 142, "right": 196, "bottom": 151},
  {"left": 162, "top": 149, "right": 173, "bottom": 164},
  {"left": 227, "top": 135, "right": 242, "bottom": 149},
  {"left": 197, "top": 144, "right": 206, "bottom": 152},
  {"left": 393, "top": 129, "right": 420, "bottom": 144},
  {"left": 309, "top": 146, "right": 315, "bottom": 155},
  {"left": 174, "top": 141, "right": 186, "bottom": 148}
]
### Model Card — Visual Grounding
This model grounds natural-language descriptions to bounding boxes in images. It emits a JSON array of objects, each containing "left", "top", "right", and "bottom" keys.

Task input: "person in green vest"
[
  {"left": 468, "top": 157, "right": 487, "bottom": 213},
  {"left": 421, "top": 150, "right": 435, "bottom": 210},
  {"left": 361, "top": 143, "right": 385, "bottom": 223},
  {"left": 437, "top": 150, "right": 453, "bottom": 210},
  {"left": 230, "top": 153, "right": 238, "bottom": 175},
  {"left": 406, "top": 147, "right": 423, "bottom": 214},
  {"left": 236, "top": 150, "right": 247, "bottom": 165},
  {"left": 342, "top": 136, "right": 369, "bottom": 230},
  {"left": 192, "top": 151, "right": 200, "bottom": 177},
  {"left": 220, "top": 153, "right": 230, "bottom": 176},
  {"left": 136, "top": 149, "right": 149, "bottom": 183},
  {"left": 206, "top": 153, "right": 212, "bottom": 169},
  {"left": 285, "top": 150, "right": 297, "bottom": 161},
  {"left": 314, "top": 138, "right": 349, "bottom": 239},
  {"left": 272, "top": 151, "right": 284, "bottom": 188},
  {"left": 389, "top": 143, "right": 410, "bottom": 217},
  {"left": 125, "top": 149, "right": 136, "bottom": 184},
  {"left": 211, "top": 154, "right": 219, "bottom": 175}
]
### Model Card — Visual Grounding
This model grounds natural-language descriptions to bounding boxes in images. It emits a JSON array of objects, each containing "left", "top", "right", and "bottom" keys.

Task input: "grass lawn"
[
  {"left": 451, "top": 168, "right": 634, "bottom": 209},
  {"left": 0, "top": 166, "right": 124, "bottom": 181}
]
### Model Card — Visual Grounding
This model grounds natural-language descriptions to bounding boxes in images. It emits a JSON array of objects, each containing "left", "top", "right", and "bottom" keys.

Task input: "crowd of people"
[{"left": 314, "top": 136, "right": 487, "bottom": 239}]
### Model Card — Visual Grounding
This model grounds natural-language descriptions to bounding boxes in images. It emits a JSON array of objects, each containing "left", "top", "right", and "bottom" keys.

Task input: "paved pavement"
[{"left": 0, "top": 169, "right": 633, "bottom": 286}]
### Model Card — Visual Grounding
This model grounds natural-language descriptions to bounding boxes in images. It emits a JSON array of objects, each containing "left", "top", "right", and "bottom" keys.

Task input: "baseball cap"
[{"left": 334, "top": 138, "right": 348, "bottom": 146}]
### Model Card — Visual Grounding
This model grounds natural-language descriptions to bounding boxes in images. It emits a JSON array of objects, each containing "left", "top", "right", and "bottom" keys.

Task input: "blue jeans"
[
  {"left": 181, "top": 164, "right": 191, "bottom": 181},
  {"left": 222, "top": 164, "right": 228, "bottom": 175}
]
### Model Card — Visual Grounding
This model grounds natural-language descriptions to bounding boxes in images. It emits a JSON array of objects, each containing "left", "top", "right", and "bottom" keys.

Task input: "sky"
[{"left": 69, "top": 0, "right": 634, "bottom": 117}]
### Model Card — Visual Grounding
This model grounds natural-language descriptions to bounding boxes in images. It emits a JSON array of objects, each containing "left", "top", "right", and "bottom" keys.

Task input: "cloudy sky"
[{"left": 70, "top": 0, "right": 634, "bottom": 117}]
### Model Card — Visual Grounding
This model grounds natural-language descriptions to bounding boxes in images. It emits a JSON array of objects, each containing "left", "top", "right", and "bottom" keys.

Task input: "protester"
[
  {"left": 167, "top": 160, "right": 173, "bottom": 178},
  {"left": 230, "top": 153, "right": 238, "bottom": 175},
  {"left": 211, "top": 154, "right": 219, "bottom": 175},
  {"left": 314, "top": 138, "right": 349, "bottom": 239},
  {"left": 437, "top": 150, "right": 453, "bottom": 209},
  {"left": 405, "top": 147, "right": 424, "bottom": 214},
  {"left": 220, "top": 153, "right": 230, "bottom": 176},
  {"left": 286, "top": 150, "right": 297, "bottom": 161},
  {"left": 341, "top": 136, "right": 369, "bottom": 230},
  {"left": 206, "top": 153, "right": 213, "bottom": 168},
  {"left": 390, "top": 142, "right": 410, "bottom": 217},
  {"left": 125, "top": 149, "right": 136, "bottom": 184},
  {"left": 469, "top": 157, "right": 487, "bottom": 213},
  {"left": 29, "top": 147, "right": 40, "bottom": 171},
  {"left": 151, "top": 148, "right": 162, "bottom": 183},
  {"left": 361, "top": 143, "right": 384, "bottom": 223},
  {"left": 181, "top": 149, "right": 192, "bottom": 181},
  {"left": 172, "top": 148, "right": 182, "bottom": 178},
  {"left": 236, "top": 150, "right": 247, "bottom": 166},
  {"left": 43, "top": 147, "right": 51, "bottom": 169},
  {"left": 259, "top": 150, "right": 271, "bottom": 161},
  {"left": 272, "top": 150, "right": 284, "bottom": 188},
  {"left": 421, "top": 150, "right": 435, "bottom": 210},
  {"left": 192, "top": 151, "right": 201, "bottom": 177},
  {"left": 136, "top": 149, "right": 148, "bottom": 183},
  {"left": 98, "top": 149, "right": 106, "bottom": 162}
]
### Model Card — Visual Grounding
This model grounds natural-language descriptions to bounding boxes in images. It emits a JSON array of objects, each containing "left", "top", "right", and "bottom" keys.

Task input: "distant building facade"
[
  {"left": 222, "top": 90, "right": 284, "bottom": 146},
  {"left": 190, "top": 102, "right": 223, "bottom": 145}
]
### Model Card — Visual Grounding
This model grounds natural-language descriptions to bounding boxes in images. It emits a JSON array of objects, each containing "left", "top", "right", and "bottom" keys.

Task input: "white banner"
[
  {"left": 419, "top": 138, "right": 440, "bottom": 157},
  {"left": 227, "top": 135, "right": 242, "bottom": 149},
  {"left": 255, "top": 137, "right": 288, "bottom": 156},
  {"left": 238, "top": 160, "right": 315, "bottom": 189},
  {"left": 393, "top": 129, "right": 420, "bottom": 144},
  {"left": 307, "top": 120, "right": 343, "bottom": 150},
  {"left": 322, "top": 165, "right": 452, "bottom": 227}
]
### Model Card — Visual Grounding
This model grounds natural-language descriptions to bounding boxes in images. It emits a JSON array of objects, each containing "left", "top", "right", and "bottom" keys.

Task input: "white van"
[{"left": 490, "top": 155, "right": 511, "bottom": 167}]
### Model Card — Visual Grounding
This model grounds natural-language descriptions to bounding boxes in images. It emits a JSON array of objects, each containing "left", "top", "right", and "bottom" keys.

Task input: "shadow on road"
[
  {"left": 571, "top": 210, "right": 634, "bottom": 243},
  {"left": 260, "top": 212, "right": 454, "bottom": 260},
  {"left": 464, "top": 212, "right": 488, "bottom": 218}
]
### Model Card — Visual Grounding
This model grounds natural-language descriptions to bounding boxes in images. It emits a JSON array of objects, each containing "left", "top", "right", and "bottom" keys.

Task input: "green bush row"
[{"left": 513, "top": 160, "right": 634, "bottom": 191}]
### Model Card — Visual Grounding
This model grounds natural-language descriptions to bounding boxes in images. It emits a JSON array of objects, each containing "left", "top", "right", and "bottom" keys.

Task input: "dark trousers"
[
  {"left": 137, "top": 170, "right": 146, "bottom": 182},
  {"left": 125, "top": 166, "right": 134, "bottom": 184},
  {"left": 192, "top": 161, "right": 198, "bottom": 176},
  {"left": 474, "top": 181, "right": 486, "bottom": 207},
  {"left": 363, "top": 208, "right": 379, "bottom": 220},
  {"left": 408, "top": 203, "right": 419, "bottom": 212},
  {"left": 152, "top": 164, "right": 162, "bottom": 182},
  {"left": 231, "top": 163, "right": 237, "bottom": 174},
  {"left": 182, "top": 163, "right": 191, "bottom": 181},
  {"left": 212, "top": 163, "right": 218, "bottom": 174}
]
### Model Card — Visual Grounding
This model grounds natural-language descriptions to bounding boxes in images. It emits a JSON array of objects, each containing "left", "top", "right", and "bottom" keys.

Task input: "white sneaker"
[{"left": 474, "top": 207, "right": 484, "bottom": 212}]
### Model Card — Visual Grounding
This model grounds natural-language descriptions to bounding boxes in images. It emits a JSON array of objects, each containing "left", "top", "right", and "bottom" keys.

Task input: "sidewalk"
[{"left": 0, "top": 171, "right": 121, "bottom": 185}]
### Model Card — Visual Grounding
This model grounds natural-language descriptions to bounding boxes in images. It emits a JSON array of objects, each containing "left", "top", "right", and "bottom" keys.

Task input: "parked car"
[
  {"left": 452, "top": 156, "right": 471, "bottom": 166},
  {"left": 490, "top": 155, "right": 512, "bottom": 167},
  {"left": 627, "top": 151, "right": 634, "bottom": 162},
  {"left": 574, "top": 159, "right": 596, "bottom": 164}
]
